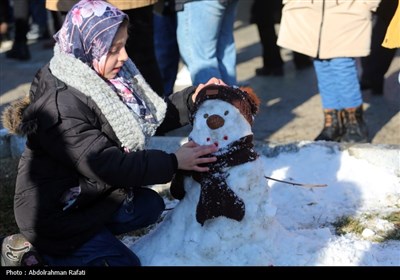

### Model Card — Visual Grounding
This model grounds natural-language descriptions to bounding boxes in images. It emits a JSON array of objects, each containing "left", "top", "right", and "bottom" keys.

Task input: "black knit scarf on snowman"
[{"left": 170, "top": 134, "right": 259, "bottom": 225}]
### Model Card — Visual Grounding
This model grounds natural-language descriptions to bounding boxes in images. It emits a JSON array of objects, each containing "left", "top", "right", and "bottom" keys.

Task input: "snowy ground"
[{"left": 122, "top": 141, "right": 400, "bottom": 266}]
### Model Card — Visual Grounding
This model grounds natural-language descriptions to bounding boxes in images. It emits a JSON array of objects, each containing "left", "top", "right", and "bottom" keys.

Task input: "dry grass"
[
  {"left": 382, "top": 211, "right": 400, "bottom": 241},
  {"left": 332, "top": 212, "right": 400, "bottom": 242},
  {"left": 332, "top": 216, "right": 365, "bottom": 236}
]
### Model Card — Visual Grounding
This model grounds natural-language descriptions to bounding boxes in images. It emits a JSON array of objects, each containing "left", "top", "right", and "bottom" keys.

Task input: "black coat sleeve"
[
  {"left": 37, "top": 90, "right": 178, "bottom": 189},
  {"left": 156, "top": 85, "right": 197, "bottom": 135}
]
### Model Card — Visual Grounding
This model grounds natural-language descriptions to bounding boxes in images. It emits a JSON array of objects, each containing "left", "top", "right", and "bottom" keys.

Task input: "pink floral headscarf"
[
  {"left": 54, "top": 0, "right": 155, "bottom": 122},
  {"left": 54, "top": 0, "right": 127, "bottom": 71}
]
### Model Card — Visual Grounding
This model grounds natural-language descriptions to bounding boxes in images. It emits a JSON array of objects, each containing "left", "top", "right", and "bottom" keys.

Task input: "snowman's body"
[
  {"left": 131, "top": 89, "right": 280, "bottom": 265},
  {"left": 187, "top": 99, "right": 272, "bottom": 226}
]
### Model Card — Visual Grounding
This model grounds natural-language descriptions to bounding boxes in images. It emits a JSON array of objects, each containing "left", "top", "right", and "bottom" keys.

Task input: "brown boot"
[
  {"left": 341, "top": 105, "right": 368, "bottom": 143},
  {"left": 315, "top": 109, "right": 343, "bottom": 142}
]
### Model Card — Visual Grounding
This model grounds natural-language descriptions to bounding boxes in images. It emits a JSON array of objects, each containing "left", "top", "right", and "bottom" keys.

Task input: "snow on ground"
[{"left": 122, "top": 142, "right": 400, "bottom": 266}]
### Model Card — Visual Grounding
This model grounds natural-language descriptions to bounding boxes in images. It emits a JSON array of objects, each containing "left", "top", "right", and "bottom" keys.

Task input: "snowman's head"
[{"left": 189, "top": 85, "right": 260, "bottom": 150}]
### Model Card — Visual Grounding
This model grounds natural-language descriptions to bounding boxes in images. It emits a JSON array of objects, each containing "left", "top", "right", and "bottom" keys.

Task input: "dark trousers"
[
  {"left": 41, "top": 188, "right": 165, "bottom": 266},
  {"left": 124, "top": 5, "right": 164, "bottom": 96},
  {"left": 251, "top": 0, "right": 311, "bottom": 70},
  {"left": 251, "top": 0, "right": 282, "bottom": 69},
  {"left": 361, "top": 0, "right": 397, "bottom": 90},
  {"left": 154, "top": 12, "right": 180, "bottom": 97},
  {"left": 12, "top": 0, "right": 29, "bottom": 44}
]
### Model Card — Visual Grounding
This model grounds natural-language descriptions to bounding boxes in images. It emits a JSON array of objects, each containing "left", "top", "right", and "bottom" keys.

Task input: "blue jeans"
[
  {"left": 313, "top": 57, "right": 363, "bottom": 109},
  {"left": 154, "top": 12, "right": 180, "bottom": 97},
  {"left": 41, "top": 188, "right": 165, "bottom": 266},
  {"left": 176, "top": 0, "right": 239, "bottom": 86}
]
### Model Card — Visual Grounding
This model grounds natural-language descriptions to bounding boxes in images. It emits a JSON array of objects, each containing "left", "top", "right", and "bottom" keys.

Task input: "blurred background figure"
[
  {"left": 360, "top": 0, "right": 398, "bottom": 95},
  {"left": 0, "top": 0, "right": 11, "bottom": 48},
  {"left": 278, "top": 0, "right": 381, "bottom": 143},
  {"left": 28, "top": 0, "right": 50, "bottom": 41},
  {"left": 175, "top": 0, "right": 239, "bottom": 86},
  {"left": 153, "top": 0, "right": 180, "bottom": 97},
  {"left": 381, "top": 0, "right": 400, "bottom": 50},
  {"left": 250, "top": 0, "right": 312, "bottom": 76},
  {"left": 5, "top": 0, "right": 30, "bottom": 60},
  {"left": 6, "top": 0, "right": 50, "bottom": 60},
  {"left": 113, "top": 0, "right": 164, "bottom": 96}
]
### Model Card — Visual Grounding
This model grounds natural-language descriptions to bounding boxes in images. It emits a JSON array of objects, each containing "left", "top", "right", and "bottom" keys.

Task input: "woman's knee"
[{"left": 134, "top": 188, "right": 165, "bottom": 224}]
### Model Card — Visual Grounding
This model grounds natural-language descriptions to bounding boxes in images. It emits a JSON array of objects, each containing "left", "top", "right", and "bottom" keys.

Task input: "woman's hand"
[
  {"left": 192, "top": 77, "right": 227, "bottom": 102},
  {"left": 174, "top": 141, "right": 218, "bottom": 172}
]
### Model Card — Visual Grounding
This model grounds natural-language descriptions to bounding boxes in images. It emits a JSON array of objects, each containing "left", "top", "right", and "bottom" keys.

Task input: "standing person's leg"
[
  {"left": 333, "top": 58, "right": 363, "bottom": 110},
  {"left": 177, "top": 0, "right": 236, "bottom": 85},
  {"left": 332, "top": 57, "right": 368, "bottom": 143},
  {"left": 30, "top": 0, "right": 49, "bottom": 40},
  {"left": 0, "top": 0, "right": 11, "bottom": 47},
  {"left": 153, "top": 12, "right": 180, "bottom": 97},
  {"left": 360, "top": 13, "right": 397, "bottom": 95},
  {"left": 313, "top": 59, "right": 343, "bottom": 142},
  {"left": 293, "top": 52, "right": 313, "bottom": 70},
  {"left": 6, "top": 0, "right": 30, "bottom": 60},
  {"left": 124, "top": 6, "right": 164, "bottom": 96},
  {"left": 313, "top": 59, "right": 340, "bottom": 109},
  {"left": 252, "top": 0, "right": 283, "bottom": 76},
  {"left": 314, "top": 58, "right": 368, "bottom": 143},
  {"left": 216, "top": 0, "right": 238, "bottom": 85}
]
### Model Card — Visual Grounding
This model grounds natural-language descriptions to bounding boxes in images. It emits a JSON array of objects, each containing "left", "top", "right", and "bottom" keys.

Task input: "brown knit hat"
[{"left": 190, "top": 84, "right": 260, "bottom": 125}]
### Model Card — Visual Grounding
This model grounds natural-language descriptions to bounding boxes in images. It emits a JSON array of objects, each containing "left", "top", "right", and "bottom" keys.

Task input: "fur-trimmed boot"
[
  {"left": 341, "top": 105, "right": 368, "bottom": 143},
  {"left": 315, "top": 109, "right": 343, "bottom": 142}
]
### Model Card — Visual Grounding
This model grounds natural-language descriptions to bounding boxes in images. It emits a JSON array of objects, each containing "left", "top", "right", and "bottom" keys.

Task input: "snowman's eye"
[
  {"left": 224, "top": 110, "right": 229, "bottom": 116},
  {"left": 203, "top": 113, "right": 209, "bottom": 118}
]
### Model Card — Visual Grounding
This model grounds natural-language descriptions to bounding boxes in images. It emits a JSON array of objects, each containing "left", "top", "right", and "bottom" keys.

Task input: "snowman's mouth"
[{"left": 205, "top": 135, "right": 230, "bottom": 148}]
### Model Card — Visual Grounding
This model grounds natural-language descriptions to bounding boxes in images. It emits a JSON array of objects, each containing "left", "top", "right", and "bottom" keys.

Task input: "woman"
[
  {"left": 2, "top": 0, "right": 220, "bottom": 266},
  {"left": 277, "top": 0, "right": 381, "bottom": 143}
]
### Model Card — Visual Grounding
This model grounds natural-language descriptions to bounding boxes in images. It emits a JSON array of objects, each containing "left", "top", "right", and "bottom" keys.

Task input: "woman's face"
[{"left": 103, "top": 24, "right": 129, "bottom": 79}]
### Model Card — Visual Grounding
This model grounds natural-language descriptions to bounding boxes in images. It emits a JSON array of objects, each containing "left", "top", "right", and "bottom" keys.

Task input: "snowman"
[
  {"left": 131, "top": 85, "right": 280, "bottom": 265},
  {"left": 170, "top": 84, "right": 269, "bottom": 225}
]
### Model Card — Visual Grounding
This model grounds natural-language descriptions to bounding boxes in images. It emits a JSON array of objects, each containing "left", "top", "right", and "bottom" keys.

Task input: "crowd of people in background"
[{"left": 0, "top": 0, "right": 399, "bottom": 142}]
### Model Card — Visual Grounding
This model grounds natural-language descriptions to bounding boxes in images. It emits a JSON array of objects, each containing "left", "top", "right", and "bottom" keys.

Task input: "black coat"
[{"left": 5, "top": 59, "right": 196, "bottom": 255}]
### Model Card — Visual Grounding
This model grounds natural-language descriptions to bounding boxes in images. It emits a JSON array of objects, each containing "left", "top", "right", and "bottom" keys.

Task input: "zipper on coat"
[{"left": 316, "top": 0, "right": 326, "bottom": 59}]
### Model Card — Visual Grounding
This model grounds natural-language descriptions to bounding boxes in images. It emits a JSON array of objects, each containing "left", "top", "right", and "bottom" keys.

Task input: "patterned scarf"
[{"left": 170, "top": 135, "right": 259, "bottom": 225}]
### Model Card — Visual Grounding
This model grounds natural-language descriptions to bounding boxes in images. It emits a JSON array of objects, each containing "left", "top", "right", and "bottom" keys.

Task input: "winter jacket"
[
  {"left": 382, "top": 0, "right": 400, "bottom": 49},
  {"left": 46, "top": 0, "right": 158, "bottom": 12},
  {"left": 277, "top": 0, "right": 381, "bottom": 59},
  {"left": 2, "top": 45, "right": 196, "bottom": 256}
]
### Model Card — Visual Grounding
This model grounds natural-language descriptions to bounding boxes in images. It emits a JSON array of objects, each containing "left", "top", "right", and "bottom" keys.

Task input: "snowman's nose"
[{"left": 206, "top": 114, "right": 225, "bottom": 130}]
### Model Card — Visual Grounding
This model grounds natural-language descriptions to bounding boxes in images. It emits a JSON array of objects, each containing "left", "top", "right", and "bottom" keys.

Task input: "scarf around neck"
[
  {"left": 50, "top": 0, "right": 165, "bottom": 151},
  {"left": 170, "top": 135, "right": 259, "bottom": 225}
]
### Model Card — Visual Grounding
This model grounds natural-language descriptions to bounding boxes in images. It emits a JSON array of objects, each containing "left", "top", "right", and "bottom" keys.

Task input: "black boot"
[
  {"left": 5, "top": 19, "right": 31, "bottom": 61},
  {"left": 315, "top": 109, "right": 343, "bottom": 142},
  {"left": 341, "top": 106, "right": 368, "bottom": 143},
  {"left": 5, "top": 42, "right": 31, "bottom": 60}
]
